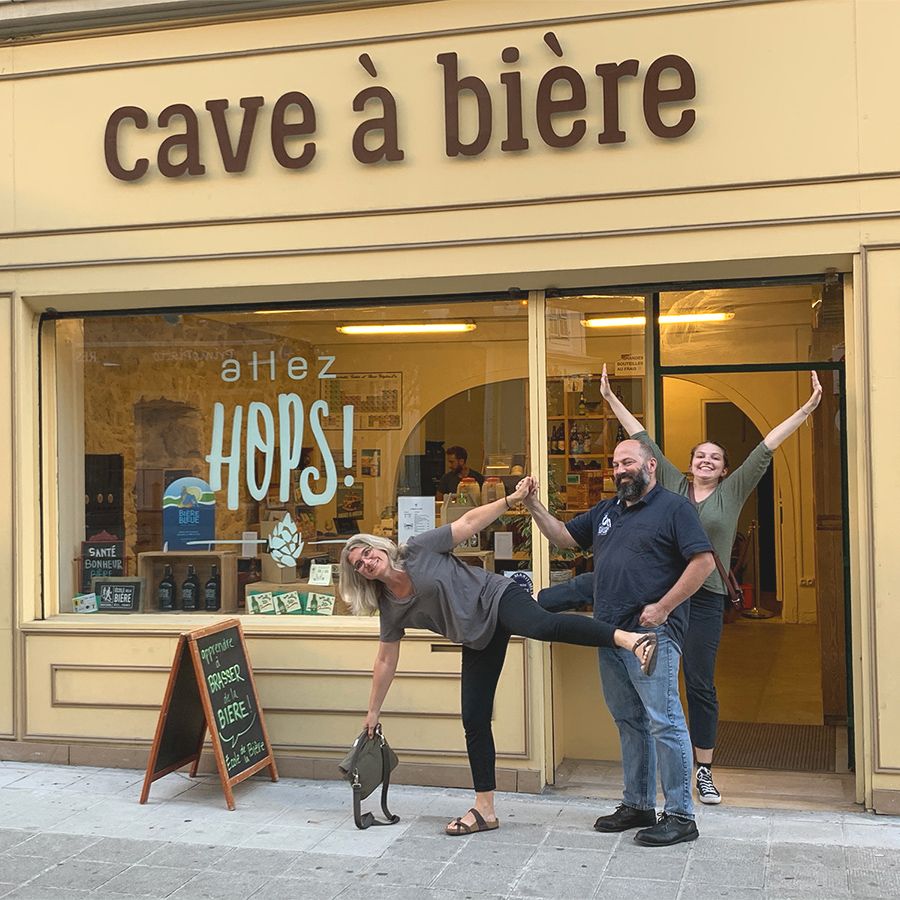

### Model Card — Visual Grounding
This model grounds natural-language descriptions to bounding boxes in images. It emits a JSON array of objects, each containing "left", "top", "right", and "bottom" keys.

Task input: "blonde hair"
[{"left": 339, "top": 534, "right": 407, "bottom": 616}]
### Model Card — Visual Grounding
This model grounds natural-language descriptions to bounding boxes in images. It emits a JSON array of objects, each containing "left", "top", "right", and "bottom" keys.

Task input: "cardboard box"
[{"left": 261, "top": 554, "right": 298, "bottom": 583}]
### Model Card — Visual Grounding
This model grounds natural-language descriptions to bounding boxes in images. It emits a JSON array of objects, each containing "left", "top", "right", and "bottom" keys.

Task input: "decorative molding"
[
  {"left": 4, "top": 170, "right": 899, "bottom": 243},
  {"left": 2, "top": 208, "right": 895, "bottom": 274},
  {"left": 0, "top": 0, "right": 787, "bottom": 79}
]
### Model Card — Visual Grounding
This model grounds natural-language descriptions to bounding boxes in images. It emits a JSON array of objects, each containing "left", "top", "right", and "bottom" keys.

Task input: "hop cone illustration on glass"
[{"left": 268, "top": 513, "right": 304, "bottom": 567}]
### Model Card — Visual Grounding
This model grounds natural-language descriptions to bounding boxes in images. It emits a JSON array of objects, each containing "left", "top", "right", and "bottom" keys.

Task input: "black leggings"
[
  {"left": 461, "top": 583, "right": 619, "bottom": 792},
  {"left": 682, "top": 587, "right": 727, "bottom": 750}
]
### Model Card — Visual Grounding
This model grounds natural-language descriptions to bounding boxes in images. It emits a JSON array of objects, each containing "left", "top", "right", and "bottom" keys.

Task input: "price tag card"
[{"left": 308, "top": 563, "right": 333, "bottom": 585}]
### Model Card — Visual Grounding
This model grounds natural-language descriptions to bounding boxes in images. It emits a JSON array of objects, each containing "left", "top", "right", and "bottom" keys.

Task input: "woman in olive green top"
[{"left": 601, "top": 366, "right": 822, "bottom": 805}]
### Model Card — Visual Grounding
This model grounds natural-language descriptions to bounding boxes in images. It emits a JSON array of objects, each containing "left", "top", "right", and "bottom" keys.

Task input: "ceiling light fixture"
[
  {"left": 581, "top": 312, "right": 735, "bottom": 328},
  {"left": 335, "top": 322, "right": 477, "bottom": 335}
]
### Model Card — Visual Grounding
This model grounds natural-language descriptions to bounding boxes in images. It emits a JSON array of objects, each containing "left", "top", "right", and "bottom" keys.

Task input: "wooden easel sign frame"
[{"left": 140, "top": 618, "right": 278, "bottom": 810}]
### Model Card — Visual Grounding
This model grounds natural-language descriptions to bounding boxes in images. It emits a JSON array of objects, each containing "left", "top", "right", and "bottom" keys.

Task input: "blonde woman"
[
  {"left": 340, "top": 476, "right": 656, "bottom": 837},
  {"left": 601, "top": 365, "right": 822, "bottom": 804}
]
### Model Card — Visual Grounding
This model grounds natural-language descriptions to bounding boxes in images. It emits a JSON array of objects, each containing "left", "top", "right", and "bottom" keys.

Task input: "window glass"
[
  {"left": 544, "top": 295, "right": 647, "bottom": 595},
  {"left": 659, "top": 281, "right": 843, "bottom": 366},
  {"left": 52, "top": 299, "right": 529, "bottom": 616}
]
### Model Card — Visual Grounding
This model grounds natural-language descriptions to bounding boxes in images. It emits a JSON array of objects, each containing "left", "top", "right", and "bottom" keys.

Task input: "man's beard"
[{"left": 615, "top": 464, "right": 650, "bottom": 502}]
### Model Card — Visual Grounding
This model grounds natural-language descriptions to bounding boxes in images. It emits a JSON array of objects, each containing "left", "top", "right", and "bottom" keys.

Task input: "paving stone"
[
  {"left": 212, "top": 846, "right": 299, "bottom": 877},
  {"left": 75, "top": 837, "right": 164, "bottom": 865},
  {"left": 238, "top": 824, "right": 332, "bottom": 852},
  {"left": 452, "top": 838, "right": 537, "bottom": 867},
  {"left": 26, "top": 858, "right": 127, "bottom": 892},
  {"left": 686, "top": 854, "right": 766, "bottom": 888},
  {"left": 513, "top": 869, "right": 603, "bottom": 898},
  {"left": 168, "top": 870, "right": 270, "bottom": 899},
  {"left": 592, "top": 876, "right": 680, "bottom": 900},
  {"left": 247, "top": 878, "right": 345, "bottom": 900},
  {"left": 282, "top": 852, "right": 373, "bottom": 882},
  {"left": 340, "top": 887, "right": 504, "bottom": 900},
  {"left": 9, "top": 833, "right": 99, "bottom": 860},
  {"left": 362, "top": 855, "right": 446, "bottom": 887},
  {"left": 691, "top": 836, "right": 767, "bottom": 861},
  {"left": 767, "top": 861, "right": 851, "bottom": 897},
  {"left": 843, "top": 823, "right": 900, "bottom": 850},
  {"left": 95, "top": 864, "right": 200, "bottom": 897},
  {"left": 771, "top": 817, "right": 845, "bottom": 845},
  {"left": 0, "top": 832, "right": 32, "bottom": 854},
  {"left": 486, "top": 823, "right": 550, "bottom": 845},
  {"left": 139, "top": 841, "right": 232, "bottom": 869},
  {"left": 384, "top": 834, "right": 464, "bottom": 863},
  {"left": 603, "top": 844, "right": 688, "bottom": 881},
  {"left": 544, "top": 827, "right": 622, "bottom": 851},
  {"left": 0, "top": 854, "right": 56, "bottom": 883},
  {"left": 770, "top": 841, "right": 847, "bottom": 868},
  {"left": 2, "top": 887, "right": 91, "bottom": 899},
  {"left": 430, "top": 860, "right": 520, "bottom": 895},
  {"left": 676, "top": 886, "right": 765, "bottom": 900}
]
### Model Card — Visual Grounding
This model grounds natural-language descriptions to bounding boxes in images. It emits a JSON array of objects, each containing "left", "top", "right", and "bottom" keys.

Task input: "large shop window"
[
  {"left": 49, "top": 299, "right": 530, "bottom": 618},
  {"left": 544, "top": 294, "right": 647, "bottom": 594}
]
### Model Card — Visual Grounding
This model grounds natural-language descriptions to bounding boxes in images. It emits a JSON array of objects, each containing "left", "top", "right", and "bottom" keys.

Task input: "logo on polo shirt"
[{"left": 597, "top": 514, "right": 612, "bottom": 536}]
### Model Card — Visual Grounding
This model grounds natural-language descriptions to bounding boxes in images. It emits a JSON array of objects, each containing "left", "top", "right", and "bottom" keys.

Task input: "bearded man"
[{"left": 523, "top": 439, "right": 714, "bottom": 847}]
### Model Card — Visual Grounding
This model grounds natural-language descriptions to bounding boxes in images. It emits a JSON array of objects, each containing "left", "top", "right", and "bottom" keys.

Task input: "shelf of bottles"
[
  {"left": 546, "top": 374, "right": 643, "bottom": 513},
  {"left": 137, "top": 550, "right": 238, "bottom": 613}
]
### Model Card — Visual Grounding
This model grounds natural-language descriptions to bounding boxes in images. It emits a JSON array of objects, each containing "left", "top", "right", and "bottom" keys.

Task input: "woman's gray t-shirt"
[{"left": 377, "top": 525, "right": 512, "bottom": 650}]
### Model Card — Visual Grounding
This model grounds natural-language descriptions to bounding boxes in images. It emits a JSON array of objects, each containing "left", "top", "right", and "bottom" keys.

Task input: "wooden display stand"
[
  {"left": 137, "top": 551, "right": 238, "bottom": 612},
  {"left": 140, "top": 619, "right": 277, "bottom": 810}
]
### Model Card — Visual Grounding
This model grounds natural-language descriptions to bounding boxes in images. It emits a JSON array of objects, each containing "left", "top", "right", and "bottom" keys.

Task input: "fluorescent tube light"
[
  {"left": 581, "top": 312, "right": 735, "bottom": 328},
  {"left": 335, "top": 323, "right": 477, "bottom": 335}
]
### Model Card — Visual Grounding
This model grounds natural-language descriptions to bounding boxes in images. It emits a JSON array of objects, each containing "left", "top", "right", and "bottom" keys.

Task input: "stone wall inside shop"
[{"left": 81, "top": 315, "right": 318, "bottom": 570}]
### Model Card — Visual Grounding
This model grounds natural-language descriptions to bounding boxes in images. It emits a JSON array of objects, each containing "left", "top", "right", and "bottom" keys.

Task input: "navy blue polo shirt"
[{"left": 566, "top": 483, "right": 712, "bottom": 648}]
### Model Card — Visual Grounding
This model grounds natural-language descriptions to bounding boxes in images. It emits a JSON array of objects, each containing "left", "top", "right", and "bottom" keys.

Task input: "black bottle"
[
  {"left": 181, "top": 564, "right": 200, "bottom": 611},
  {"left": 204, "top": 564, "right": 221, "bottom": 611},
  {"left": 158, "top": 564, "right": 177, "bottom": 611}
]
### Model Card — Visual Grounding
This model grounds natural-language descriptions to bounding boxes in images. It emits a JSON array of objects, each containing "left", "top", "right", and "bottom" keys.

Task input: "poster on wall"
[
  {"left": 320, "top": 372, "right": 402, "bottom": 430},
  {"left": 336, "top": 483, "right": 364, "bottom": 518},
  {"left": 360, "top": 449, "right": 381, "bottom": 477},
  {"left": 162, "top": 477, "right": 216, "bottom": 550}
]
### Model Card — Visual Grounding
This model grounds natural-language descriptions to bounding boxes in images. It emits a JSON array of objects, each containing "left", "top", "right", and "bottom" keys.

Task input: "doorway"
[{"left": 660, "top": 368, "right": 849, "bottom": 774}]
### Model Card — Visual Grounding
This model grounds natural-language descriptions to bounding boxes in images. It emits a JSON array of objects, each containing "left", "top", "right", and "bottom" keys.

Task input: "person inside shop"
[
  {"left": 593, "top": 364, "right": 823, "bottom": 806},
  {"left": 524, "top": 439, "right": 714, "bottom": 847},
  {"left": 340, "top": 478, "right": 658, "bottom": 838},
  {"left": 435, "top": 445, "right": 484, "bottom": 500}
]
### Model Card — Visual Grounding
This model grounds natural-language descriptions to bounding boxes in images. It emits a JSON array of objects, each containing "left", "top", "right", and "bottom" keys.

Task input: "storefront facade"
[{"left": 1, "top": 0, "right": 898, "bottom": 812}]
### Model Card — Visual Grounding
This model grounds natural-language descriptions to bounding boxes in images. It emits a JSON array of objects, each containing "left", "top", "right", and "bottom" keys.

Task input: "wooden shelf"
[{"left": 137, "top": 550, "right": 238, "bottom": 613}]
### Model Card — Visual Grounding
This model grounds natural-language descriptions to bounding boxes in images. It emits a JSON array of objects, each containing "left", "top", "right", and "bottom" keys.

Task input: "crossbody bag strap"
[
  {"left": 688, "top": 483, "right": 736, "bottom": 599},
  {"left": 352, "top": 740, "right": 400, "bottom": 829}
]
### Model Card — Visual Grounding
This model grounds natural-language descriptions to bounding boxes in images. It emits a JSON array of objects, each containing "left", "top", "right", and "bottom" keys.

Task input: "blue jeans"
[
  {"left": 537, "top": 571, "right": 593, "bottom": 612},
  {"left": 598, "top": 627, "right": 695, "bottom": 819}
]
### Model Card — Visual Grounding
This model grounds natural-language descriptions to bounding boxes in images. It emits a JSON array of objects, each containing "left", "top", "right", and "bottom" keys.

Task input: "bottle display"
[
  {"left": 157, "top": 564, "right": 176, "bottom": 611},
  {"left": 181, "top": 564, "right": 200, "bottom": 611},
  {"left": 204, "top": 563, "right": 221, "bottom": 611}
]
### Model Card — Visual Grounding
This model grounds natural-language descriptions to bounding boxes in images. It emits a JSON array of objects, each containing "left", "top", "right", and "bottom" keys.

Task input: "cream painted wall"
[
  {"left": 857, "top": 247, "right": 900, "bottom": 789},
  {"left": 0, "top": 296, "right": 14, "bottom": 736}
]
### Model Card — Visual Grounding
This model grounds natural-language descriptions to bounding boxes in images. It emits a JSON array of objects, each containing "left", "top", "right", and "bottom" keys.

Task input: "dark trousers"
[
  {"left": 537, "top": 571, "right": 594, "bottom": 612},
  {"left": 682, "top": 587, "right": 727, "bottom": 750},
  {"left": 462, "top": 583, "right": 618, "bottom": 792}
]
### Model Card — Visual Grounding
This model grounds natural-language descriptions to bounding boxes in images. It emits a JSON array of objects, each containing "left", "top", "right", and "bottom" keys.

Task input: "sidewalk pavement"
[{"left": 1, "top": 759, "right": 899, "bottom": 899}]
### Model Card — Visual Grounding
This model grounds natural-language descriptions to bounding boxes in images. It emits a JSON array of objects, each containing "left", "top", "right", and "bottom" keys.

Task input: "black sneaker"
[
  {"left": 696, "top": 766, "right": 722, "bottom": 805},
  {"left": 593, "top": 803, "right": 657, "bottom": 833},
  {"left": 633, "top": 812, "right": 699, "bottom": 846}
]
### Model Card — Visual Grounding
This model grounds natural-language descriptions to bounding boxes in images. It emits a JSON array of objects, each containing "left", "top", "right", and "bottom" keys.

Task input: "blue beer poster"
[{"left": 162, "top": 477, "right": 216, "bottom": 550}]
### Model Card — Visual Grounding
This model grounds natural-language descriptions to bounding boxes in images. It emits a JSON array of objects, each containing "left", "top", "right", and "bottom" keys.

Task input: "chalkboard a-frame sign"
[{"left": 139, "top": 619, "right": 278, "bottom": 810}]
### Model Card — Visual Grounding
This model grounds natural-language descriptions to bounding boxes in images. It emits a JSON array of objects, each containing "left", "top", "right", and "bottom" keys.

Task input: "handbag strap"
[{"left": 352, "top": 736, "right": 400, "bottom": 829}]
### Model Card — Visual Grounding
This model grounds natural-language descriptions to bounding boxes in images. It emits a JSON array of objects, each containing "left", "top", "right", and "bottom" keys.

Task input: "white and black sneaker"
[{"left": 696, "top": 766, "right": 722, "bottom": 804}]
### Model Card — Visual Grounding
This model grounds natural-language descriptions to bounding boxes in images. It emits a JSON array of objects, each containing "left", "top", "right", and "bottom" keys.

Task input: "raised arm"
[
  {"left": 449, "top": 477, "right": 532, "bottom": 546},
  {"left": 600, "top": 363, "right": 643, "bottom": 436},
  {"left": 521, "top": 478, "right": 579, "bottom": 550},
  {"left": 763, "top": 372, "right": 823, "bottom": 451},
  {"left": 364, "top": 640, "right": 401, "bottom": 736}
]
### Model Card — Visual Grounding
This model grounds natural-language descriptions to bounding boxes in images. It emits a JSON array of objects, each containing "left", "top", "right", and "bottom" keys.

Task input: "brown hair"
[{"left": 446, "top": 445, "right": 468, "bottom": 461}]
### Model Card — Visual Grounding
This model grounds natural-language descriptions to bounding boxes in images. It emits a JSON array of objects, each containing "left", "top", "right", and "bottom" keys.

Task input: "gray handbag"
[{"left": 338, "top": 724, "right": 400, "bottom": 829}]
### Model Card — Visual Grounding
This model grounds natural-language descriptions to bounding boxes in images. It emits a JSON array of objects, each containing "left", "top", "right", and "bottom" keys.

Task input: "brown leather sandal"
[
  {"left": 633, "top": 633, "right": 659, "bottom": 676},
  {"left": 445, "top": 807, "right": 500, "bottom": 835}
]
